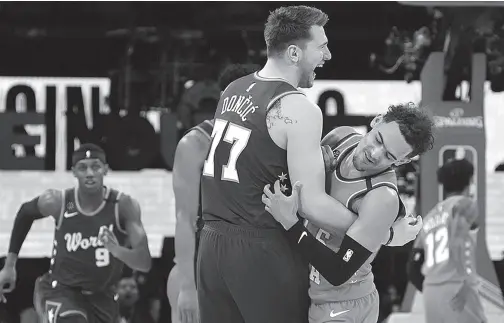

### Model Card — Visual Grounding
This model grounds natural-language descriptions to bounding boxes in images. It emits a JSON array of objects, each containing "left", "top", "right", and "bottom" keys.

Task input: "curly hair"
[
  {"left": 437, "top": 158, "right": 474, "bottom": 194},
  {"left": 383, "top": 102, "right": 435, "bottom": 157},
  {"left": 218, "top": 64, "right": 260, "bottom": 91},
  {"left": 264, "top": 6, "right": 328, "bottom": 57}
]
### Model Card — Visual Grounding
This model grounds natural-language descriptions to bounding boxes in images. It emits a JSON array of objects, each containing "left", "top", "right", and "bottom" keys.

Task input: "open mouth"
[{"left": 85, "top": 180, "right": 96, "bottom": 185}]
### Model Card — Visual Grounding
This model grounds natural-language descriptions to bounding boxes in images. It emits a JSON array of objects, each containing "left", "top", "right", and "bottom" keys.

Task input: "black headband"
[{"left": 72, "top": 149, "right": 107, "bottom": 166}]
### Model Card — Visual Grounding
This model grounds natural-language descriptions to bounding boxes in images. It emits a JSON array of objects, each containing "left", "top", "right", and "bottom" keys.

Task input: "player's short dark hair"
[
  {"left": 437, "top": 158, "right": 474, "bottom": 193},
  {"left": 382, "top": 103, "right": 435, "bottom": 157},
  {"left": 218, "top": 64, "right": 260, "bottom": 91},
  {"left": 264, "top": 6, "right": 328, "bottom": 57}
]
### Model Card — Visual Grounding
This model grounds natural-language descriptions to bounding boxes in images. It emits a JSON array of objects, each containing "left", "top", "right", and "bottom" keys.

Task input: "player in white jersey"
[
  {"left": 263, "top": 103, "right": 435, "bottom": 323},
  {"left": 408, "top": 158, "right": 486, "bottom": 323}
]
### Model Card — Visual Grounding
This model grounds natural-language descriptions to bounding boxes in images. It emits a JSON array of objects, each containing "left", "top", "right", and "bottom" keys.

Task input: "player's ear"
[
  {"left": 71, "top": 166, "right": 78, "bottom": 178},
  {"left": 287, "top": 44, "right": 302, "bottom": 64},
  {"left": 370, "top": 114, "right": 384, "bottom": 128},
  {"left": 103, "top": 164, "right": 109, "bottom": 176}
]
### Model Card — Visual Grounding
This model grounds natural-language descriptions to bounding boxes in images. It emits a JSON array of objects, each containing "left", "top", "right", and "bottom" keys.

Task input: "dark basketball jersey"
[
  {"left": 201, "top": 72, "right": 303, "bottom": 228},
  {"left": 419, "top": 196, "right": 479, "bottom": 286},
  {"left": 305, "top": 131, "right": 402, "bottom": 302},
  {"left": 48, "top": 187, "right": 127, "bottom": 292}
]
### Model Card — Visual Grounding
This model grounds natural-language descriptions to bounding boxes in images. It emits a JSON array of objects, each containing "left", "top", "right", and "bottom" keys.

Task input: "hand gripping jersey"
[
  {"left": 305, "top": 131, "right": 403, "bottom": 303},
  {"left": 201, "top": 72, "right": 304, "bottom": 228}
]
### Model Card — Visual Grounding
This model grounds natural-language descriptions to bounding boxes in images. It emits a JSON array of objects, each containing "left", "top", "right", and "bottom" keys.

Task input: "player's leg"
[
  {"left": 196, "top": 225, "right": 244, "bottom": 323},
  {"left": 167, "top": 264, "right": 181, "bottom": 323},
  {"left": 86, "top": 290, "right": 119, "bottom": 323},
  {"left": 36, "top": 274, "right": 89, "bottom": 323},
  {"left": 219, "top": 224, "right": 310, "bottom": 323}
]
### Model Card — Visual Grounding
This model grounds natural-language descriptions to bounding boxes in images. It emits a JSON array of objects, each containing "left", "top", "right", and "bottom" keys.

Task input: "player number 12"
[
  {"left": 425, "top": 226, "right": 449, "bottom": 268},
  {"left": 203, "top": 119, "right": 251, "bottom": 183}
]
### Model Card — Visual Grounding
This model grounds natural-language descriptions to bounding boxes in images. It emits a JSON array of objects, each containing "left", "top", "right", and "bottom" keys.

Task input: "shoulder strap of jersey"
[
  {"left": 364, "top": 170, "right": 405, "bottom": 219},
  {"left": 266, "top": 82, "right": 305, "bottom": 111},
  {"left": 105, "top": 188, "right": 121, "bottom": 204},
  {"left": 184, "top": 119, "right": 214, "bottom": 140}
]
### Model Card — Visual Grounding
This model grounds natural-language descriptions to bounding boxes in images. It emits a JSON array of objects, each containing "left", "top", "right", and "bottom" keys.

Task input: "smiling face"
[
  {"left": 352, "top": 118, "right": 413, "bottom": 172},
  {"left": 296, "top": 25, "right": 332, "bottom": 88}
]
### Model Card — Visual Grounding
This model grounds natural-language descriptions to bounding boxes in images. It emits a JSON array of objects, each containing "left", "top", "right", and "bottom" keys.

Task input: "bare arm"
[
  {"left": 450, "top": 198, "right": 478, "bottom": 279},
  {"left": 114, "top": 195, "right": 152, "bottom": 272},
  {"left": 273, "top": 95, "right": 357, "bottom": 233},
  {"left": 173, "top": 131, "right": 209, "bottom": 291},
  {"left": 346, "top": 187, "right": 400, "bottom": 252},
  {"left": 5, "top": 189, "right": 62, "bottom": 268}
]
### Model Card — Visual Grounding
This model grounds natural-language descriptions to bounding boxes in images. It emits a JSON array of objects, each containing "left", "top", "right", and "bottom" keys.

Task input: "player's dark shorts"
[
  {"left": 196, "top": 220, "right": 310, "bottom": 323},
  {"left": 34, "top": 273, "right": 118, "bottom": 323}
]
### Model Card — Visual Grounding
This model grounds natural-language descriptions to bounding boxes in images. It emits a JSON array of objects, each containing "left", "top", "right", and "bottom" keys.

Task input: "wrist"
[
  {"left": 108, "top": 245, "right": 122, "bottom": 258},
  {"left": 5, "top": 253, "right": 18, "bottom": 268}
]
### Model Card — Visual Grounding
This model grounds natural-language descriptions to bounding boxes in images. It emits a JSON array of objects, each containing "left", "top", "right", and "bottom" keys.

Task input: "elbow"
[{"left": 137, "top": 254, "right": 152, "bottom": 273}]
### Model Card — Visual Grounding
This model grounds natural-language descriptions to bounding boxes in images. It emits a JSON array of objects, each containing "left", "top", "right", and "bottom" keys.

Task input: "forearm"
[
  {"left": 452, "top": 240, "right": 471, "bottom": 280},
  {"left": 174, "top": 218, "right": 197, "bottom": 290},
  {"left": 301, "top": 193, "right": 357, "bottom": 234},
  {"left": 286, "top": 221, "right": 372, "bottom": 286},
  {"left": 6, "top": 198, "right": 44, "bottom": 266},
  {"left": 112, "top": 244, "right": 152, "bottom": 272}
]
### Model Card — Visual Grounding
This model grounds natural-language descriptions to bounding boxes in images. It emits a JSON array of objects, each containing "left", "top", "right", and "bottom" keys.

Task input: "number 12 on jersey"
[
  {"left": 425, "top": 226, "right": 450, "bottom": 268},
  {"left": 203, "top": 119, "right": 251, "bottom": 183}
]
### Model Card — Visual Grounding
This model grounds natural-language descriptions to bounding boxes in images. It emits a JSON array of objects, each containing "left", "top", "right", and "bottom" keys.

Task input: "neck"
[
  {"left": 445, "top": 190, "right": 466, "bottom": 199},
  {"left": 260, "top": 59, "right": 300, "bottom": 88},
  {"left": 78, "top": 186, "right": 104, "bottom": 205}
]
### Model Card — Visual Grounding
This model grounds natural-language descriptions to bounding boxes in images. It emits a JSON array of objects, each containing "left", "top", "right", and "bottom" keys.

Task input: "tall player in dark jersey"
[
  {"left": 167, "top": 64, "right": 260, "bottom": 323},
  {"left": 407, "top": 159, "right": 486, "bottom": 323},
  {"left": 0, "top": 144, "right": 152, "bottom": 323},
  {"left": 197, "top": 5, "right": 406, "bottom": 323},
  {"left": 263, "top": 104, "right": 434, "bottom": 323}
]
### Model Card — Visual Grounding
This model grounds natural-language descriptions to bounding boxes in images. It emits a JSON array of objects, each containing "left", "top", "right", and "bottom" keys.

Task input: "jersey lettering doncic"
[
  {"left": 305, "top": 132, "right": 402, "bottom": 302},
  {"left": 49, "top": 187, "right": 127, "bottom": 292},
  {"left": 201, "top": 72, "right": 303, "bottom": 228},
  {"left": 419, "top": 196, "right": 478, "bottom": 286}
]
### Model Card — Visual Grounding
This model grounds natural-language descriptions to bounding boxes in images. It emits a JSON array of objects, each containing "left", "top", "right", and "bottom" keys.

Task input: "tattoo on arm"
[{"left": 266, "top": 100, "right": 298, "bottom": 129}]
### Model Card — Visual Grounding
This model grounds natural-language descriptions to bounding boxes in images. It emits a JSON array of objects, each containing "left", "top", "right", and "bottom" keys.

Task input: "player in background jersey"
[
  {"left": 407, "top": 158, "right": 486, "bottom": 323},
  {"left": 0, "top": 144, "right": 151, "bottom": 323},
  {"left": 263, "top": 103, "right": 434, "bottom": 323},
  {"left": 167, "top": 64, "right": 260, "bottom": 323}
]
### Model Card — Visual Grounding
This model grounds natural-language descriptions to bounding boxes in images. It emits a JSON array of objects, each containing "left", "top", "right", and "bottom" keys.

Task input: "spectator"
[
  {"left": 116, "top": 276, "right": 155, "bottom": 323},
  {"left": 176, "top": 65, "right": 221, "bottom": 131}
]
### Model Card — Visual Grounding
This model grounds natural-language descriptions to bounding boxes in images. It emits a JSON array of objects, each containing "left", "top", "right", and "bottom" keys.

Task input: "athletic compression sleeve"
[
  {"left": 286, "top": 221, "right": 372, "bottom": 286},
  {"left": 8, "top": 197, "right": 44, "bottom": 254},
  {"left": 407, "top": 248, "right": 425, "bottom": 292}
]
